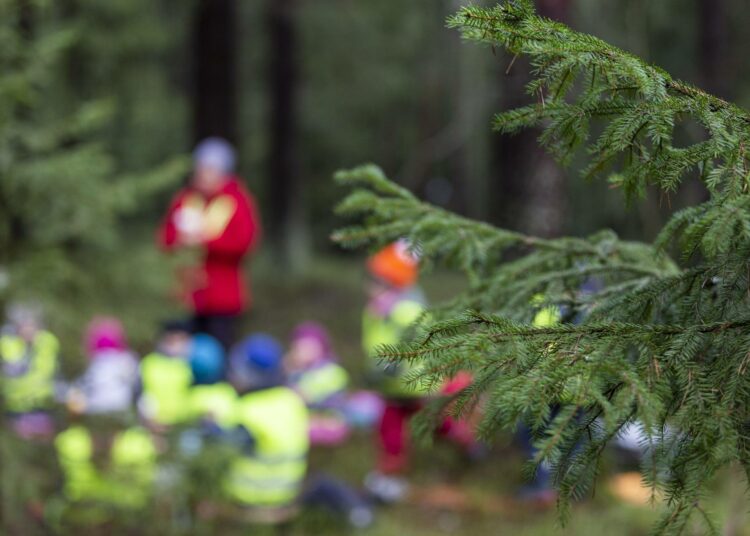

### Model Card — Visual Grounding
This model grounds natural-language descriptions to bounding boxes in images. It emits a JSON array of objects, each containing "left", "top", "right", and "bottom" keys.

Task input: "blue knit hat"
[
  {"left": 229, "top": 334, "right": 284, "bottom": 392},
  {"left": 193, "top": 137, "right": 236, "bottom": 173},
  {"left": 243, "top": 335, "right": 282, "bottom": 370},
  {"left": 189, "top": 333, "right": 226, "bottom": 385}
]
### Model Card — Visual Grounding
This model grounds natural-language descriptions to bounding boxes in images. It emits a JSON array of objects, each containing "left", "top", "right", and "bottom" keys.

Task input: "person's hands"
[{"left": 174, "top": 206, "right": 206, "bottom": 246}]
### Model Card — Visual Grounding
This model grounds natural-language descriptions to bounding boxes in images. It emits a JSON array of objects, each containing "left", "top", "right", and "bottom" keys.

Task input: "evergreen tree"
[
  {"left": 335, "top": 1, "right": 750, "bottom": 533},
  {"left": 0, "top": 1, "right": 187, "bottom": 350},
  {"left": 59, "top": 0, "right": 195, "bottom": 173},
  {"left": 0, "top": 2, "right": 187, "bottom": 529}
]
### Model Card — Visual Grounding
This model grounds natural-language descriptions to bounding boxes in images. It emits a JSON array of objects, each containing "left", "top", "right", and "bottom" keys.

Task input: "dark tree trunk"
[
  {"left": 267, "top": 0, "right": 306, "bottom": 268},
  {"left": 697, "top": 0, "right": 729, "bottom": 99},
  {"left": 676, "top": 0, "right": 729, "bottom": 211},
  {"left": 192, "top": 0, "right": 237, "bottom": 144},
  {"left": 490, "top": 0, "right": 572, "bottom": 237},
  {"left": 17, "top": 0, "right": 33, "bottom": 39},
  {"left": 537, "top": 0, "right": 571, "bottom": 22}
]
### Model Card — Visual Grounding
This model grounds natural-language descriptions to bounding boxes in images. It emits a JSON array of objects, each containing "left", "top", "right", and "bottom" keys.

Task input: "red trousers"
[
  {"left": 377, "top": 396, "right": 479, "bottom": 474},
  {"left": 377, "top": 400, "right": 421, "bottom": 474}
]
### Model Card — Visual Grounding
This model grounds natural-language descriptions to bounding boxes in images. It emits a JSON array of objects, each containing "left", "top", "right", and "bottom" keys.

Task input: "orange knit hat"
[{"left": 366, "top": 241, "right": 419, "bottom": 289}]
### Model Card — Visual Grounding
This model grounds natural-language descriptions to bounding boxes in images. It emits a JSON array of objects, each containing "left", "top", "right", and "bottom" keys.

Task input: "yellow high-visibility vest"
[
  {"left": 139, "top": 353, "right": 193, "bottom": 426},
  {"left": 293, "top": 362, "right": 349, "bottom": 407},
  {"left": 531, "top": 296, "right": 581, "bottom": 402},
  {"left": 362, "top": 299, "right": 427, "bottom": 397},
  {"left": 0, "top": 331, "right": 58, "bottom": 413},
  {"left": 55, "top": 425, "right": 156, "bottom": 509},
  {"left": 224, "top": 386, "right": 309, "bottom": 507},
  {"left": 533, "top": 305, "right": 562, "bottom": 328},
  {"left": 190, "top": 382, "right": 237, "bottom": 428}
]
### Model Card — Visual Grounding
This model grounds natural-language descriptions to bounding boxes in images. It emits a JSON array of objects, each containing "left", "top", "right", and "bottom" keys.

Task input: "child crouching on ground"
[
  {"left": 0, "top": 302, "right": 59, "bottom": 439},
  {"left": 286, "top": 322, "right": 351, "bottom": 446},
  {"left": 361, "top": 241, "right": 427, "bottom": 501},
  {"left": 138, "top": 322, "right": 194, "bottom": 431},
  {"left": 54, "top": 318, "right": 156, "bottom": 525},
  {"left": 215, "top": 334, "right": 374, "bottom": 528},
  {"left": 66, "top": 317, "right": 139, "bottom": 415}
]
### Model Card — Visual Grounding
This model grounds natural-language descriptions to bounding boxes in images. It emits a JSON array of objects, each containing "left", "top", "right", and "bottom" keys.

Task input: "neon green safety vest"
[
  {"left": 531, "top": 296, "right": 581, "bottom": 402},
  {"left": 362, "top": 299, "right": 427, "bottom": 397},
  {"left": 0, "top": 331, "right": 59, "bottom": 413},
  {"left": 139, "top": 353, "right": 193, "bottom": 426},
  {"left": 224, "top": 386, "right": 309, "bottom": 508},
  {"left": 531, "top": 293, "right": 562, "bottom": 328},
  {"left": 55, "top": 425, "right": 157, "bottom": 509},
  {"left": 293, "top": 362, "right": 349, "bottom": 407},
  {"left": 533, "top": 305, "right": 561, "bottom": 328},
  {"left": 190, "top": 382, "right": 237, "bottom": 428}
]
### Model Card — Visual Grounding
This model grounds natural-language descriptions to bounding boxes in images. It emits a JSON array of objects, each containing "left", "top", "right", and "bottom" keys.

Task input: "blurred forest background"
[
  {"left": 2, "top": 0, "right": 747, "bottom": 344},
  {"left": 3, "top": 1, "right": 750, "bottom": 534}
]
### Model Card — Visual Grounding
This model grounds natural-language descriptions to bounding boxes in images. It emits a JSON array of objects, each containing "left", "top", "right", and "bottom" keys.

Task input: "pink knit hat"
[
  {"left": 291, "top": 322, "right": 332, "bottom": 359},
  {"left": 85, "top": 317, "right": 127, "bottom": 357}
]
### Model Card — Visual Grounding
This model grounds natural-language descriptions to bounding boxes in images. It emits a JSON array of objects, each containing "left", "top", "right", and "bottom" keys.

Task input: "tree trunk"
[
  {"left": 537, "top": 0, "right": 571, "bottom": 22},
  {"left": 679, "top": 0, "right": 729, "bottom": 210},
  {"left": 17, "top": 0, "right": 33, "bottom": 39},
  {"left": 698, "top": 0, "right": 729, "bottom": 99},
  {"left": 267, "top": 0, "right": 307, "bottom": 269},
  {"left": 490, "top": 0, "right": 572, "bottom": 237},
  {"left": 192, "top": 0, "right": 237, "bottom": 144}
]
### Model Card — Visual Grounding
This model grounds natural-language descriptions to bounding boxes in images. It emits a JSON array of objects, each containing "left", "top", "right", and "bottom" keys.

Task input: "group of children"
[
  {"left": 1, "top": 241, "right": 654, "bottom": 530},
  {"left": 1, "top": 310, "right": 384, "bottom": 528},
  {"left": 0, "top": 240, "right": 487, "bottom": 530}
]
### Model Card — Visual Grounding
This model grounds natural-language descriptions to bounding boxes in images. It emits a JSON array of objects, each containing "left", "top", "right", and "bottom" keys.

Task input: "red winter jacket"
[{"left": 159, "top": 177, "right": 261, "bottom": 315}]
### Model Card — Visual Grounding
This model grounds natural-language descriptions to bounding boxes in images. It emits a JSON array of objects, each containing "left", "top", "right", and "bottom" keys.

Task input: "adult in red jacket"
[{"left": 159, "top": 138, "right": 260, "bottom": 350}]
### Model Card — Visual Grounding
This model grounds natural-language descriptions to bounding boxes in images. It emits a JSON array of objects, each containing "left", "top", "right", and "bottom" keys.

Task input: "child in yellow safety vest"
[
  {"left": 137, "top": 322, "right": 194, "bottom": 430},
  {"left": 0, "top": 303, "right": 59, "bottom": 439},
  {"left": 173, "top": 333, "right": 238, "bottom": 511},
  {"left": 188, "top": 333, "right": 235, "bottom": 428},
  {"left": 179, "top": 333, "right": 236, "bottom": 459},
  {"left": 225, "top": 334, "right": 310, "bottom": 516},
  {"left": 225, "top": 334, "right": 375, "bottom": 528},
  {"left": 514, "top": 295, "right": 563, "bottom": 508},
  {"left": 55, "top": 320, "right": 157, "bottom": 521},
  {"left": 361, "top": 241, "right": 427, "bottom": 502},
  {"left": 55, "top": 424, "right": 157, "bottom": 516},
  {"left": 286, "top": 322, "right": 351, "bottom": 446}
]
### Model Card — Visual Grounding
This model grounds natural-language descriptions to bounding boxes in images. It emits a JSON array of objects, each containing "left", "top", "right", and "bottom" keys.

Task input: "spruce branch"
[{"left": 334, "top": 2, "right": 750, "bottom": 533}]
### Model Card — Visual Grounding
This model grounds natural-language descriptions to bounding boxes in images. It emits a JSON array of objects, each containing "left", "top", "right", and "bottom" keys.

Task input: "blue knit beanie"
[
  {"left": 229, "top": 334, "right": 285, "bottom": 392},
  {"left": 193, "top": 137, "right": 236, "bottom": 173}
]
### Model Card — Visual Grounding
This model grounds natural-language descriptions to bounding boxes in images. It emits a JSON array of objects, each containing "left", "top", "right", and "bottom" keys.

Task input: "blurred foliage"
[
  {"left": 59, "top": 0, "right": 194, "bottom": 174},
  {"left": 5, "top": 0, "right": 747, "bottom": 271},
  {"left": 0, "top": 0, "right": 189, "bottom": 362}
]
